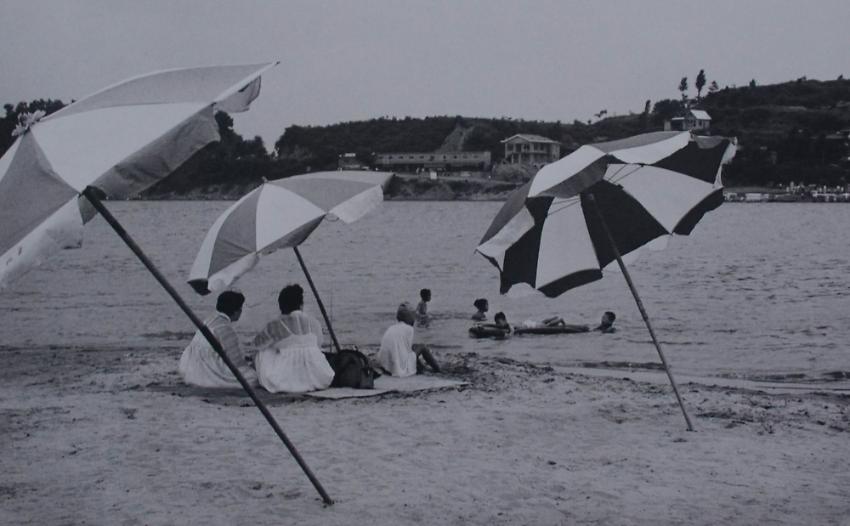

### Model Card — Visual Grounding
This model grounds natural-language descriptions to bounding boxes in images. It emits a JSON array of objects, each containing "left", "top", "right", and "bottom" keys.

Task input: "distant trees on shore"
[{"left": 3, "top": 74, "right": 850, "bottom": 194}]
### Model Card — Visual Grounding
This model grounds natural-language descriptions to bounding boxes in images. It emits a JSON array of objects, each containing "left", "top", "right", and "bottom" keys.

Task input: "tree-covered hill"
[
  {"left": 2, "top": 75, "right": 849, "bottom": 197},
  {"left": 699, "top": 77, "right": 850, "bottom": 186}
]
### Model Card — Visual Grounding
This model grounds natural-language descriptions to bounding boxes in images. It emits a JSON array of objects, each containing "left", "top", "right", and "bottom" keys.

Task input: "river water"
[{"left": 1, "top": 201, "right": 848, "bottom": 383}]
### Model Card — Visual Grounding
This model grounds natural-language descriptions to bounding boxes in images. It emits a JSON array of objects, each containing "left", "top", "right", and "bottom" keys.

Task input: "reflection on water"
[{"left": 1, "top": 201, "right": 849, "bottom": 381}]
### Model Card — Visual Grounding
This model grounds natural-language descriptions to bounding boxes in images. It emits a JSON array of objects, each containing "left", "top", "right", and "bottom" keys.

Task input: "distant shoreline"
[{"left": 136, "top": 182, "right": 845, "bottom": 203}]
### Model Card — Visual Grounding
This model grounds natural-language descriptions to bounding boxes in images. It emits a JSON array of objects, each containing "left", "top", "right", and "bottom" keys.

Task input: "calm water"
[{"left": 2, "top": 201, "right": 849, "bottom": 382}]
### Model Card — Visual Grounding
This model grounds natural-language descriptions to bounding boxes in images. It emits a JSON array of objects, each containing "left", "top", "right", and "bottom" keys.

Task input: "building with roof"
[
  {"left": 337, "top": 152, "right": 369, "bottom": 170},
  {"left": 501, "top": 134, "right": 561, "bottom": 168},
  {"left": 665, "top": 109, "right": 712, "bottom": 132},
  {"left": 373, "top": 151, "right": 491, "bottom": 172}
]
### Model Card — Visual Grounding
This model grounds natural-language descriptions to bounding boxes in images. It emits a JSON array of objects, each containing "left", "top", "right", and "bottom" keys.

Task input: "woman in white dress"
[
  {"left": 179, "top": 290, "right": 257, "bottom": 388},
  {"left": 252, "top": 284, "right": 334, "bottom": 393}
]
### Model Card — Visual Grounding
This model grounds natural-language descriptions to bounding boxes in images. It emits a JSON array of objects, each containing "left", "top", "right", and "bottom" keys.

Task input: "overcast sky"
[{"left": 2, "top": 0, "right": 848, "bottom": 147}]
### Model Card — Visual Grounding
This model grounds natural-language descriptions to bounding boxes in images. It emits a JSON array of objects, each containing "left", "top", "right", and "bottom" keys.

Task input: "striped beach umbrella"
[
  {"left": 477, "top": 131, "right": 736, "bottom": 297},
  {"left": 188, "top": 170, "right": 394, "bottom": 295},
  {"left": 476, "top": 131, "right": 736, "bottom": 430}
]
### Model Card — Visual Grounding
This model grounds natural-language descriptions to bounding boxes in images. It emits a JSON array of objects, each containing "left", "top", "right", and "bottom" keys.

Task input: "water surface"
[{"left": 2, "top": 201, "right": 848, "bottom": 382}]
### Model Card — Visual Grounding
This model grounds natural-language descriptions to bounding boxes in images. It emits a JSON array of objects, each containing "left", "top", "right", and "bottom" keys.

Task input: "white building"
[
  {"left": 665, "top": 110, "right": 712, "bottom": 132},
  {"left": 501, "top": 134, "right": 561, "bottom": 168}
]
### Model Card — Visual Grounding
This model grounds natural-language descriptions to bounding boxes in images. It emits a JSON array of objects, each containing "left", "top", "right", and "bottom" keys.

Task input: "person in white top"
[
  {"left": 377, "top": 303, "right": 440, "bottom": 377},
  {"left": 179, "top": 290, "right": 257, "bottom": 388},
  {"left": 252, "top": 284, "right": 335, "bottom": 393}
]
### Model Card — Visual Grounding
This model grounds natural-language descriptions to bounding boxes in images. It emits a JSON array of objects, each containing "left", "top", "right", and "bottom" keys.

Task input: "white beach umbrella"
[
  {"left": 189, "top": 171, "right": 394, "bottom": 294},
  {"left": 188, "top": 170, "right": 395, "bottom": 352},
  {"left": 0, "top": 63, "right": 276, "bottom": 288},
  {"left": 0, "top": 63, "right": 334, "bottom": 504}
]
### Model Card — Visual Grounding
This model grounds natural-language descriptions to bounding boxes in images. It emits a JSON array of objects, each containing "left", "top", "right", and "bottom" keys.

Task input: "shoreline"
[
  {"left": 2, "top": 345, "right": 848, "bottom": 524},
  {"left": 138, "top": 181, "right": 842, "bottom": 203}
]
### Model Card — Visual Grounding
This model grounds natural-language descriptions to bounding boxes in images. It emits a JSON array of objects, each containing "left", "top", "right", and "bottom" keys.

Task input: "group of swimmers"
[{"left": 179, "top": 284, "right": 441, "bottom": 394}]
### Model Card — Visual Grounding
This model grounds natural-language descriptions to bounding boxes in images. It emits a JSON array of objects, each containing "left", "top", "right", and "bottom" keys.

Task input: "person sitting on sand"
[
  {"left": 179, "top": 290, "right": 257, "bottom": 388},
  {"left": 594, "top": 311, "right": 617, "bottom": 333},
  {"left": 471, "top": 298, "right": 489, "bottom": 321},
  {"left": 416, "top": 288, "right": 431, "bottom": 327},
  {"left": 252, "top": 284, "right": 334, "bottom": 393},
  {"left": 377, "top": 303, "right": 440, "bottom": 377}
]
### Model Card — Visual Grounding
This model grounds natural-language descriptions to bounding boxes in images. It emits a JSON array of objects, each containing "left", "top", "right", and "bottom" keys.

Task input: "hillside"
[{"left": 2, "top": 76, "right": 849, "bottom": 198}]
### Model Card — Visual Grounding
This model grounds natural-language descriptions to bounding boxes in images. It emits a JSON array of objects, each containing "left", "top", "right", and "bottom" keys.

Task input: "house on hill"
[
  {"left": 501, "top": 134, "right": 561, "bottom": 168},
  {"left": 665, "top": 110, "right": 711, "bottom": 132}
]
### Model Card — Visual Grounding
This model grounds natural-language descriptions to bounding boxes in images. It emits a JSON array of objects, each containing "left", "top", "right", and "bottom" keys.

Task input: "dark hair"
[
  {"left": 604, "top": 311, "right": 616, "bottom": 320},
  {"left": 473, "top": 298, "right": 488, "bottom": 310},
  {"left": 396, "top": 303, "right": 415, "bottom": 324},
  {"left": 494, "top": 311, "right": 507, "bottom": 322},
  {"left": 420, "top": 288, "right": 431, "bottom": 301},
  {"left": 278, "top": 284, "right": 304, "bottom": 314},
  {"left": 216, "top": 291, "right": 245, "bottom": 317}
]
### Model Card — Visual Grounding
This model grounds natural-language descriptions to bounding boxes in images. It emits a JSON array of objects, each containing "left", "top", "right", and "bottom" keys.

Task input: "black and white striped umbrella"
[
  {"left": 476, "top": 130, "right": 736, "bottom": 431},
  {"left": 477, "top": 131, "right": 736, "bottom": 297}
]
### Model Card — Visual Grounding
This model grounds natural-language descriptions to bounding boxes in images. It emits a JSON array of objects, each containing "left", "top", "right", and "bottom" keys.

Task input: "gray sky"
[{"left": 2, "top": 0, "right": 848, "bottom": 148}]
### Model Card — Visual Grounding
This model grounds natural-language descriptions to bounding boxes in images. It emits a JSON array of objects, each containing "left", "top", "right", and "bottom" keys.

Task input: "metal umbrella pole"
[
  {"left": 586, "top": 193, "right": 695, "bottom": 432},
  {"left": 293, "top": 246, "right": 342, "bottom": 353},
  {"left": 83, "top": 187, "right": 335, "bottom": 505}
]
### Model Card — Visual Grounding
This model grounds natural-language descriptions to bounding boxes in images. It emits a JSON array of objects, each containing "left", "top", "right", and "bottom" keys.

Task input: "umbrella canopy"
[
  {"left": 0, "top": 63, "right": 276, "bottom": 288},
  {"left": 477, "top": 131, "right": 736, "bottom": 297},
  {"left": 0, "top": 63, "right": 335, "bottom": 503},
  {"left": 188, "top": 170, "right": 395, "bottom": 294}
]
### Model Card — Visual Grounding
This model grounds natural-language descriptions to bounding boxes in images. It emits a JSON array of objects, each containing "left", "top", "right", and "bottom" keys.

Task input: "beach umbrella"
[
  {"left": 188, "top": 170, "right": 395, "bottom": 352},
  {"left": 477, "top": 131, "right": 737, "bottom": 430},
  {"left": 0, "top": 63, "right": 334, "bottom": 504}
]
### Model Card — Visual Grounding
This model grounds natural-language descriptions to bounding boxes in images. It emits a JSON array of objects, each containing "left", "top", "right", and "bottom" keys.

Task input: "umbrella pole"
[
  {"left": 586, "top": 194, "right": 695, "bottom": 432},
  {"left": 82, "top": 187, "right": 335, "bottom": 505},
  {"left": 292, "top": 246, "right": 342, "bottom": 353}
]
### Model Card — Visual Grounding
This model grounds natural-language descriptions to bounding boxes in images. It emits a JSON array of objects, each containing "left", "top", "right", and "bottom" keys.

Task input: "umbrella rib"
[
  {"left": 606, "top": 163, "right": 644, "bottom": 185},
  {"left": 546, "top": 197, "right": 582, "bottom": 217}
]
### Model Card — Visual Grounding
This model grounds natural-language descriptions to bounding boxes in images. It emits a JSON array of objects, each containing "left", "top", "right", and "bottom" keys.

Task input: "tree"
[
  {"left": 651, "top": 99, "right": 684, "bottom": 126},
  {"left": 749, "top": 79, "right": 758, "bottom": 88},
  {"left": 695, "top": 69, "right": 706, "bottom": 100},
  {"left": 0, "top": 98, "right": 67, "bottom": 158},
  {"left": 708, "top": 80, "right": 720, "bottom": 94},
  {"left": 639, "top": 100, "right": 651, "bottom": 130},
  {"left": 678, "top": 77, "right": 689, "bottom": 103}
]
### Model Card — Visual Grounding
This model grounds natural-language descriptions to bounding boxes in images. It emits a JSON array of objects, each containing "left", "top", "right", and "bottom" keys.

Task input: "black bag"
[{"left": 324, "top": 347, "right": 379, "bottom": 389}]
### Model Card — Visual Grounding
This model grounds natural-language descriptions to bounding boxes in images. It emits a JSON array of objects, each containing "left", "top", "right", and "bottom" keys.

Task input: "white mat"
[{"left": 304, "top": 375, "right": 467, "bottom": 399}]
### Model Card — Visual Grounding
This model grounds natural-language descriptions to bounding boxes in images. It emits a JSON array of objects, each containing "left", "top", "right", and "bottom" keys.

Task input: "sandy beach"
[{"left": 1, "top": 344, "right": 848, "bottom": 526}]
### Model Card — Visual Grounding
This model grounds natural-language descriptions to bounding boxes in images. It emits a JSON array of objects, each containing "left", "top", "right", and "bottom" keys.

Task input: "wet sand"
[{"left": 1, "top": 346, "right": 848, "bottom": 525}]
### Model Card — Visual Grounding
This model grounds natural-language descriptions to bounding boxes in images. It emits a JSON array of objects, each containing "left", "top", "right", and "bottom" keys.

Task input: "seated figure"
[
  {"left": 252, "top": 284, "right": 334, "bottom": 393},
  {"left": 378, "top": 303, "right": 440, "bottom": 377},
  {"left": 179, "top": 290, "right": 257, "bottom": 388}
]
